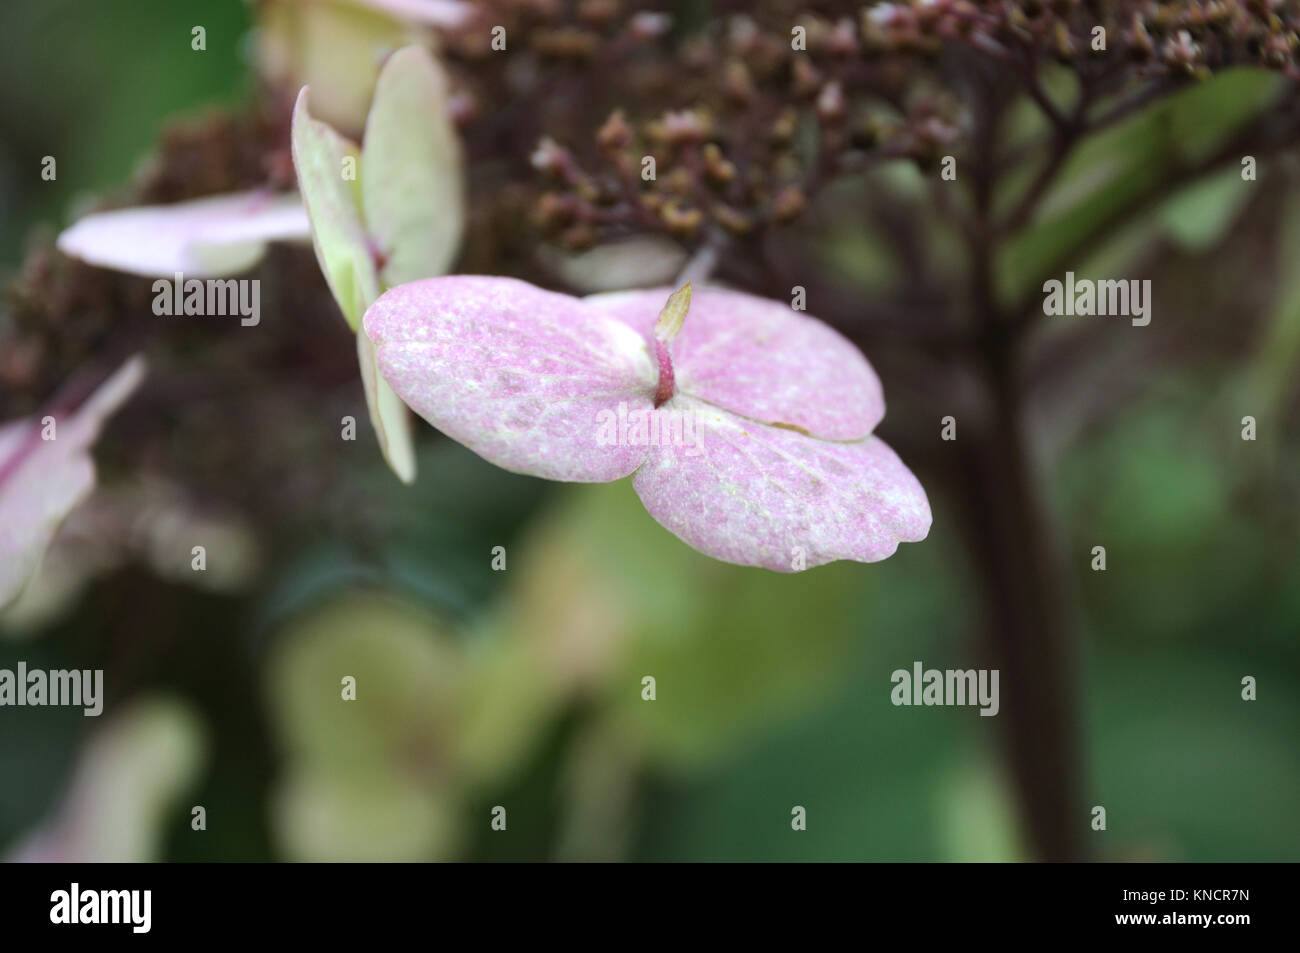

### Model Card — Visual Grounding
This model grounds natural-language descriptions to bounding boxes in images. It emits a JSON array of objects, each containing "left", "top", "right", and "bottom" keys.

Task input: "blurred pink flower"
[
  {"left": 0, "top": 356, "right": 145, "bottom": 607},
  {"left": 56, "top": 191, "right": 309, "bottom": 277}
]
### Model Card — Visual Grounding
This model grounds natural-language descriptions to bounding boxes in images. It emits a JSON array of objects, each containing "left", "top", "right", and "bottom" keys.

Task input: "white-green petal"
[
  {"left": 5, "top": 698, "right": 204, "bottom": 861},
  {"left": 291, "top": 45, "right": 466, "bottom": 485},
  {"left": 361, "top": 45, "right": 464, "bottom": 288},
  {"left": 57, "top": 192, "right": 309, "bottom": 278},
  {"left": 291, "top": 87, "right": 380, "bottom": 330},
  {"left": 357, "top": 328, "right": 417, "bottom": 484},
  {"left": 352, "top": 0, "right": 472, "bottom": 27}
]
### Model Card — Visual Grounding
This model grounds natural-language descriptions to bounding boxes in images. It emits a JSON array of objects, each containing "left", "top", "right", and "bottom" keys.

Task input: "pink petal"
[
  {"left": 0, "top": 356, "right": 146, "bottom": 607},
  {"left": 631, "top": 397, "right": 930, "bottom": 572},
  {"left": 354, "top": 0, "right": 474, "bottom": 27},
  {"left": 363, "top": 276, "right": 657, "bottom": 482},
  {"left": 57, "top": 192, "right": 309, "bottom": 278},
  {"left": 587, "top": 286, "right": 884, "bottom": 441}
]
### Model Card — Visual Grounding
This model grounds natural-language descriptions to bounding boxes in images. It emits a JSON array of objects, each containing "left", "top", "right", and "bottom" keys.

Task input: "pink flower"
[
  {"left": 56, "top": 191, "right": 309, "bottom": 278},
  {"left": 363, "top": 277, "right": 931, "bottom": 571},
  {"left": 0, "top": 356, "right": 145, "bottom": 607}
]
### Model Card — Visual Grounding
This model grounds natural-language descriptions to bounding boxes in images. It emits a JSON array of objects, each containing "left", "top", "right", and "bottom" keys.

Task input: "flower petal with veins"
[
  {"left": 588, "top": 286, "right": 884, "bottom": 440},
  {"left": 632, "top": 396, "right": 931, "bottom": 571},
  {"left": 365, "top": 275, "right": 930, "bottom": 569},
  {"left": 365, "top": 276, "right": 656, "bottom": 482}
]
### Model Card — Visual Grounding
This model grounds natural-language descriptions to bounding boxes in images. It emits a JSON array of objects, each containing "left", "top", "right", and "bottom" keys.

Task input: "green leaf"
[
  {"left": 937, "top": 761, "right": 1024, "bottom": 862},
  {"left": 1158, "top": 165, "right": 1251, "bottom": 252},
  {"left": 998, "top": 68, "right": 1282, "bottom": 305},
  {"left": 361, "top": 45, "right": 464, "bottom": 288},
  {"left": 265, "top": 591, "right": 460, "bottom": 772},
  {"left": 487, "top": 481, "right": 871, "bottom": 771},
  {"left": 272, "top": 767, "right": 460, "bottom": 861},
  {"left": 1242, "top": 192, "right": 1300, "bottom": 417}
]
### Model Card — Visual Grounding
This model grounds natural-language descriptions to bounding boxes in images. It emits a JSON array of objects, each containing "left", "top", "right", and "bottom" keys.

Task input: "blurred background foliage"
[{"left": 0, "top": 0, "right": 1297, "bottom": 861}]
